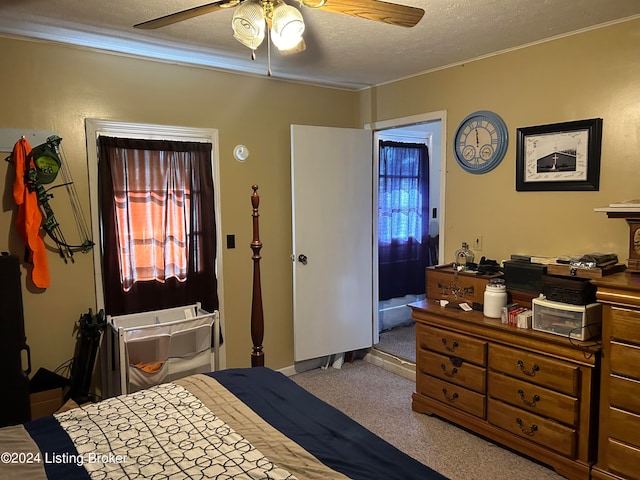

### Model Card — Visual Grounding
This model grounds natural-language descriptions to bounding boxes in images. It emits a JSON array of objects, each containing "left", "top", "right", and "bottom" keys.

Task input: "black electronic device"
[{"left": 0, "top": 252, "right": 31, "bottom": 426}]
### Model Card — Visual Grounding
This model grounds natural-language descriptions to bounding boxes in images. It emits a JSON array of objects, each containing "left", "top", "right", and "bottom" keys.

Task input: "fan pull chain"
[{"left": 267, "top": 26, "right": 272, "bottom": 76}]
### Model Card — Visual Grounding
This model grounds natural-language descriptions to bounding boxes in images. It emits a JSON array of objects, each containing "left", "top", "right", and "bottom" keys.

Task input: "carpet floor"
[
  {"left": 290, "top": 360, "right": 564, "bottom": 480},
  {"left": 376, "top": 322, "right": 416, "bottom": 362}
]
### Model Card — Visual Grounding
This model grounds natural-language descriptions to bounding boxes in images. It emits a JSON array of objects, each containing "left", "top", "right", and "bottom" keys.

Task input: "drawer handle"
[
  {"left": 517, "top": 360, "right": 540, "bottom": 376},
  {"left": 442, "top": 388, "right": 459, "bottom": 402},
  {"left": 516, "top": 417, "right": 538, "bottom": 436},
  {"left": 442, "top": 338, "right": 459, "bottom": 352},
  {"left": 517, "top": 389, "right": 540, "bottom": 407},
  {"left": 440, "top": 363, "right": 458, "bottom": 377}
]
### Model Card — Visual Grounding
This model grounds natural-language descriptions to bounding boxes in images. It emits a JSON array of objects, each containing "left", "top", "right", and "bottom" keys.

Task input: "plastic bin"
[{"left": 532, "top": 297, "right": 601, "bottom": 341}]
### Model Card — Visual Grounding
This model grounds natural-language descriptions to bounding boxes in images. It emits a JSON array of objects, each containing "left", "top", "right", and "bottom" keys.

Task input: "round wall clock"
[{"left": 453, "top": 110, "right": 508, "bottom": 174}]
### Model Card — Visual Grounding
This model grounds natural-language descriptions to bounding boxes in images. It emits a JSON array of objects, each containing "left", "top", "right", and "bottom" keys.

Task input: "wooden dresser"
[
  {"left": 410, "top": 300, "right": 600, "bottom": 480},
  {"left": 591, "top": 273, "right": 640, "bottom": 480}
]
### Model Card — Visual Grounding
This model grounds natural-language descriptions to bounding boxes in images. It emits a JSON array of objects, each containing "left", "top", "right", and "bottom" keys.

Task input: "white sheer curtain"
[{"left": 378, "top": 140, "right": 431, "bottom": 300}]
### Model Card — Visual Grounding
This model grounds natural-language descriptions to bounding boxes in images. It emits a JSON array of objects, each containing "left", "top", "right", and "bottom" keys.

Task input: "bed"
[{"left": 0, "top": 186, "right": 446, "bottom": 480}]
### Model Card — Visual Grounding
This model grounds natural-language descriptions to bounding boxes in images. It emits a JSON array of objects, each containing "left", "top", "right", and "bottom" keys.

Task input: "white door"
[{"left": 291, "top": 125, "right": 373, "bottom": 362}]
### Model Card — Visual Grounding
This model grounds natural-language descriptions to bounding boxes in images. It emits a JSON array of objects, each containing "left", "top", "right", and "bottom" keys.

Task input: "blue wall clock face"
[{"left": 453, "top": 110, "right": 508, "bottom": 174}]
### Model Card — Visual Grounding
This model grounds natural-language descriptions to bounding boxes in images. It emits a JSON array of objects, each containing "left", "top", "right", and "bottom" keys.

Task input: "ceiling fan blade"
[
  {"left": 315, "top": 0, "right": 424, "bottom": 27},
  {"left": 134, "top": 0, "right": 239, "bottom": 30}
]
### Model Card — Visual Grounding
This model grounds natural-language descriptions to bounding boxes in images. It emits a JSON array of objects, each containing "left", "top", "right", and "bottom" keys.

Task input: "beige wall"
[
  {"left": 1, "top": 17, "right": 638, "bottom": 377},
  {"left": 0, "top": 36, "right": 357, "bottom": 374},
  {"left": 359, "top": 18, "right": 640, "bottom": 265}
]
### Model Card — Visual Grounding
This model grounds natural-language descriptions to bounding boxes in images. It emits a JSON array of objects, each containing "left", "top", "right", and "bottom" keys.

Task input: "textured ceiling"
[{"left": 1, "top": 0, "right": 639, "bottom": 89}]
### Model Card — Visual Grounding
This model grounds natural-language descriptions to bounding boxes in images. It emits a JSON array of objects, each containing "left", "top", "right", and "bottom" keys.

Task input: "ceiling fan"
[{"left": 134, "top": 0, "right": 425, "bottom": 60}]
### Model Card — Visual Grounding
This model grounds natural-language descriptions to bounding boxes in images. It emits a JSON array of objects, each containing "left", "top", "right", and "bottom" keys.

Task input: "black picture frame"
[{"left": 515, "top": 118, "right": 603, "bottom": 191}]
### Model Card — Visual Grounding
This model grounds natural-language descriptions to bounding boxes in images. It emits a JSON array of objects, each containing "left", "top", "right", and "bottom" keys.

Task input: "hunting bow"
[{"left": 26, "top": 135, "right": 94, "bottom": 263}]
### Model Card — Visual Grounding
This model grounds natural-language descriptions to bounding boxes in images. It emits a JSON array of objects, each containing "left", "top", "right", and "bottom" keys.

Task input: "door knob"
[{"left": 298, "top": 254, "right": 308, "bottom": 265}]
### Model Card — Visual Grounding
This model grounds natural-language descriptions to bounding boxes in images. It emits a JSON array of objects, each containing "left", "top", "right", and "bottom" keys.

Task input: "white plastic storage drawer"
[
  {"left": 106, "top": 303, "right": 220, "bottom": 396},
  {"left": 532, "top": 297, "right": 601, "bottom": 341}
]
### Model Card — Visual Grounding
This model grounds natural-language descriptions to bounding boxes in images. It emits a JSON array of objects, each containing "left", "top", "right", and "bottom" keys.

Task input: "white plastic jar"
[{"left": 483, "top": 281, "right": 507, "bottom": 318}]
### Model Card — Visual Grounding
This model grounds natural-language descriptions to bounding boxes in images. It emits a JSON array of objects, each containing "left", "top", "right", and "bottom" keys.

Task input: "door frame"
[{"left": 366, "top": 111, "right": 447, "bottom": 343}]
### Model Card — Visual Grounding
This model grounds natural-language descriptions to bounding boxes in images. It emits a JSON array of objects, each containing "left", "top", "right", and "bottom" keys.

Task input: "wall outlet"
[{"left": 473, "top": 235, "right": 483, "bottom": 251}]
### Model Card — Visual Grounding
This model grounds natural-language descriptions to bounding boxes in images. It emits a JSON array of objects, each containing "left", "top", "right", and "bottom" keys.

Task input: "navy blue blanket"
[
  {"left": 209, "top": 367, "right": 447, "bottom": 480},
  {"left": 24, "top": 367, "right": 446, "bottom": 479}
]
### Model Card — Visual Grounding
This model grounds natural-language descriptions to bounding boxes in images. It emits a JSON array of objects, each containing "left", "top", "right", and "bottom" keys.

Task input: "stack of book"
[{"left": 501, "top": 303, "right": 532, "bottom": 329}]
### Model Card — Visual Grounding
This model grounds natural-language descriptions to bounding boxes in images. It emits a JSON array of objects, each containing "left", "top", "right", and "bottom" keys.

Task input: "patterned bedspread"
[
  {"left": 0, "top": 368, "right": 447, "bottom": 480},
  {"left": 58, "top": 381, "right": 297, "bottom": 479}
]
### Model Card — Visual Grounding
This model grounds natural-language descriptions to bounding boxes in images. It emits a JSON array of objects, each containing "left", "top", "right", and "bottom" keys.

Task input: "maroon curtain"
[{"left": 98, "top": 136, "right": 218, "bottom": 316}]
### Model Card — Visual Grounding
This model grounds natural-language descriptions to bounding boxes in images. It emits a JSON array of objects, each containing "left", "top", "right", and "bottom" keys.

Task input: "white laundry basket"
[{"left": 106, "top": 303, "right": 219, "bottom": 395}]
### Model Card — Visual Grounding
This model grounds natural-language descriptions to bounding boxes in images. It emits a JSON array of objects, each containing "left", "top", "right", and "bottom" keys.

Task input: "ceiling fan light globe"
[
  {"left": 233, "top": 31, "right": 264, "bottom": 49},
  {"left": 271, "top": 30, "right": 304, "bottom": 51},
  {"left": 232, "top": 1, "right": 266, "bottom": 49},
  {"left": 271, "top": 4, "right": 305, "bottom": 51}
]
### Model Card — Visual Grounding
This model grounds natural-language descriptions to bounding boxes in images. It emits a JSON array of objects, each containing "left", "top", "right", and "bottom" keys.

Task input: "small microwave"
[{"left": 532, "top": 297, "right": 602, "bottom": 341}]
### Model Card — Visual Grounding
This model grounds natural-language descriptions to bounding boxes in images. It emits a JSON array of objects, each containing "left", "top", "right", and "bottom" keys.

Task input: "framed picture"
[{"left": 516, "top": 118, "right": 603, "bottom": 191}]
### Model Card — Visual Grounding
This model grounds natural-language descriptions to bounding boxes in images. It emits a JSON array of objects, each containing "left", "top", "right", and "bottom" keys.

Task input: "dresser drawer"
[
  {"left": 609, "top": 406, "right": 640, "bottom": 447},
  {"left": 607, "top": 438, "right": 640, "bottom": 480},
  {"left": 417, "top": 373, "right": 486, "bottom": 418},
  {"left": 610, "top": 374, "right": 640, "bottom": 415},
  {"left": 488, "top": 371, "right": 578, "bottom": 427},
  {"left": 417, "top": 324, "right": 487, "bottom": 366},
  {"left": 487, "top": 398, "right": 576, "bottom": 458},
  {"left": 418, "top": 349, "right": 486, "bottom": 393},
  {"left": 610, "top": 341, "right": 640, "bottom": 380},
  {"left": 489, "top": 344, "right": 579, "bottom": 396},
  {"left": 611, "top": 307, "right": 640, "bottom": 344}
]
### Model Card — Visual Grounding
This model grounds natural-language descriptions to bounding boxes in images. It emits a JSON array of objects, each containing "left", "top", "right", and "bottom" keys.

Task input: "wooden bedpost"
[{"left": 250, "top": 185, "right": 265, "bottom": 367}]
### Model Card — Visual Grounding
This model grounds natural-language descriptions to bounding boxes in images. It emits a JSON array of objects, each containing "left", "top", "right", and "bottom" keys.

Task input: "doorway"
[
  {"left": 371, "top": 114, "right": 444, "bottom": 364},
  {"left": 289, "top": 114, "right": 444, "bottom": 370}
]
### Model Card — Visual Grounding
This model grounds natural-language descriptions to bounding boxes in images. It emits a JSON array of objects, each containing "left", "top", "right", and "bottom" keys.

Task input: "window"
[
  {"left": 103, "top": 138, "right": 207, "bottom": 291},
  {"left": 378, "top": 140, "right": 431, "bottom": 300},
  {"left": 378, "top": 141, "right": 428, "bottom": 247},
  {"left": 86, "top": 120, "right": 222, "bottom": 317}
]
